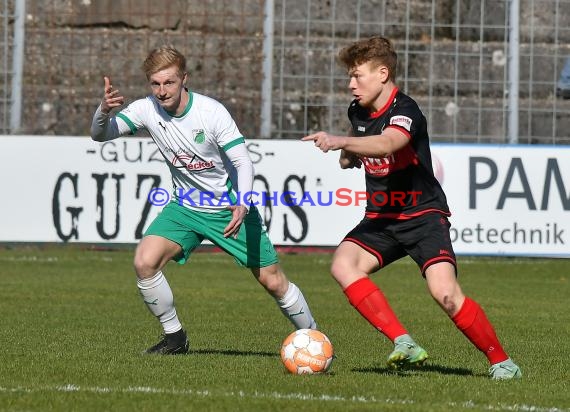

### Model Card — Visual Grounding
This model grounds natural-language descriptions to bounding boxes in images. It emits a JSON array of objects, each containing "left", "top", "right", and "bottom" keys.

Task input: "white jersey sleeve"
[
  {"left": 114, "top": 99, "right": 149, "bottom": 135},
  {"left": 212, "top": 103, "right": 243, "bottom": 149},
  {"left": 224, "top": 142, "right": 254, "bottom": 210},
  {"left": 90, "top": 104, "right": 135, "bottom": 141}
]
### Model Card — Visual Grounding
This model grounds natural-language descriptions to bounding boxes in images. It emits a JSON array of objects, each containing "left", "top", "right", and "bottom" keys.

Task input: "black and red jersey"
[{"left": 348, "top": 87, "right": 450, "bottom": 220}]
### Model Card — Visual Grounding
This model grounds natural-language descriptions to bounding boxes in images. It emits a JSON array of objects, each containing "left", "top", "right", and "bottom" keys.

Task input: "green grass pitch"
[{"left": 0, "top": 245, "right": 569, "bottom": 411}]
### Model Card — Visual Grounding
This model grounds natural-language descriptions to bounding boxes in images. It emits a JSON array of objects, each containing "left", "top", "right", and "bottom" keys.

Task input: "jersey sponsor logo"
[
  {"left": 193, "top": 129, "right": 205, "bottom": 143},
  {"left": 172, "top": 152, "right": 215, "bottom": 172},
  {"left": 362, "top": 143, "right": 418, "bottom": 176},
  {"left": 390, "top": 115, "right": 412, "bottom": 131},
  {"left": 363, "top": 154, "right": 396, "bottom": 176},
  {"left": 185, "top": 160, "right": 215, "bottom": 170}
]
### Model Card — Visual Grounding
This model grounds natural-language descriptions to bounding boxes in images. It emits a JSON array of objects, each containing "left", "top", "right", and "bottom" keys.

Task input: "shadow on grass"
[
  {"left": 189, "top": 348, "right": 279, "bottom": 358},
  {"left": 352, "top": 363, "right": 474, "bottom": 377}
]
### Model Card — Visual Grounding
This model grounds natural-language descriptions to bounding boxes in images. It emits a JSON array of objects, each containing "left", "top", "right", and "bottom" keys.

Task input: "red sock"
[
  {"left": 452, "top": 297, "right": 509, "bottom": 364},
  {"left": 343, "top": 277, "right": 407, "bottom": 341}
]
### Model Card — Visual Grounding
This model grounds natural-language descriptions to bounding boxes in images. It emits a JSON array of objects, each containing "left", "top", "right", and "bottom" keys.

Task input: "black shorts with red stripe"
[{"left": 343, "top": 212, "right": 456, "bottom": 276}]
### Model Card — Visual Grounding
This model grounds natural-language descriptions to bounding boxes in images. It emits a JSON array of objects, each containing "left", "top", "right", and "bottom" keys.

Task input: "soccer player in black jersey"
[{"left": 303, "top": 36, "right": 521, "bottom": 379}]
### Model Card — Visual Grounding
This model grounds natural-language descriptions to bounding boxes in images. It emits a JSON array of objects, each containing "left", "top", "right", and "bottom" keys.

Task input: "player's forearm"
[
  {"left": 226, "top": 143, "right": 254, "bottom": 210},
  {"left": 341, "top": 135, "right": 392, "bottom": 158},
  {"left": 90, "top": 104, "right": 121, "bottom": 142}
]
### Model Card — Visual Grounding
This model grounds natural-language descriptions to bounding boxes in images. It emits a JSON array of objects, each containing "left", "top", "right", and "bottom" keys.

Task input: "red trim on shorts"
[
  {"left": 365, "top": 208, "right": 451, "bottom": 220},
  {"left": 343, "top": 237, "right": 384, "bottom": 268},
  {"left": 421, "top": 256, "right": 456, "bottom": 274},
  {"left": 369, "top": 88, "right": 399, "bottom": 118}
]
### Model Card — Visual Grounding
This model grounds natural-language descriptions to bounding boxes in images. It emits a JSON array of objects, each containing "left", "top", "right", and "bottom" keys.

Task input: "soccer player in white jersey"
[{"left": 90, "top": 45, "right": 317, "bottom": 354}]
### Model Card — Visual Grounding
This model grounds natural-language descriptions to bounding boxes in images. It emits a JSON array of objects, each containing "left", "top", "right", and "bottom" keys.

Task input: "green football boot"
[
  {"left": 387, "top": 340, "right": 428, "bottom": 370},
  {"left": 489, "top": 358, "right": 522, "bottom": 380}
]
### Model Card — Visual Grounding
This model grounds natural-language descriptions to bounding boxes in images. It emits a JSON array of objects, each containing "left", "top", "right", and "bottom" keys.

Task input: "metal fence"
[
  {"left": 270, "top": 0, "right": 570, "bottom": 143},
  {"left": 1, "top": 0, "right": 569, "bottom": 144}
]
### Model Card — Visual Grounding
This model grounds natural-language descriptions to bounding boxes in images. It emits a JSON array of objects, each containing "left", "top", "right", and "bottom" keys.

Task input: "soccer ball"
[{"left": 280, "top": 329, "right": 334, "bottom": 375}]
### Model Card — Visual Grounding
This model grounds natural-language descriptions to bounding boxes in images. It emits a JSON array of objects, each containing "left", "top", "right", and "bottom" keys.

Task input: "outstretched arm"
[
  {"left": 302, "top": 128, "right": 409, "bottom": 159},
  {"left": 90, "top": 76, "right": 126, "bottom": 142}
]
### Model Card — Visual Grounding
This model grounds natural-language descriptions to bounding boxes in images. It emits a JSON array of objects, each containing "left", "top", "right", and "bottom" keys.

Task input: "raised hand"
[{"left": 101, "top": 76, "right": 125, "bottom": 114}]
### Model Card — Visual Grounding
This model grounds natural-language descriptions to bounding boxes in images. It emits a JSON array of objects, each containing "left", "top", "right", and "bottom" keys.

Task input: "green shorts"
[{"left": 144, "top": 201, "right": 279, "bottom": 268}]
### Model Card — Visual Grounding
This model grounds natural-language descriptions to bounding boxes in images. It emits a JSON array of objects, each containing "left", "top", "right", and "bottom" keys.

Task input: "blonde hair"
[
  {"left": 338, "top": 36, "right": 398, "bottom": 81},
  {"left": 142, "top": 45, "right": 186, "bottom": 79}
]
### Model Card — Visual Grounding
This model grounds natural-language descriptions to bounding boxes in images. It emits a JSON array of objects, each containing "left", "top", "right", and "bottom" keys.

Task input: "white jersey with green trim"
[{"left": 114, "top": 91, "right": 247, "bottom": 212}]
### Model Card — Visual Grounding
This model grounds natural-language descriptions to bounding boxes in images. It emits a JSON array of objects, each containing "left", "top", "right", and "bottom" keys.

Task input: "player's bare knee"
[
  {"left": 133, "top": 252, "right": 160, "bottom": 279},
  {"left": 264, "top": 277, "right": 285, "bottom": 296},
  {"left": 256, "top": 265, "right": 288, "bottom": 296},
  {"left": 432, "top": 291, "right": 461, "bottom": 316},
  {"left": 330, "top": 258, "right": 349, "bottom": 281}
]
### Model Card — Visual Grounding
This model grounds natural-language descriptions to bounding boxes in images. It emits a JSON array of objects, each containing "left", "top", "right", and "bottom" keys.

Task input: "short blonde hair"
[{"left": 142, "top": 45, "right": 186, "bottom": 79}]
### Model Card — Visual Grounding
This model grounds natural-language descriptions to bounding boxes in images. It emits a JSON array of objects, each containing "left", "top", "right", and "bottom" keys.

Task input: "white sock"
[
  {"left": 137, "top": 271, "right": 182, "bottom": 334},
  {"left": 276, "top": 282, "right": 317, "bottom": 330}
]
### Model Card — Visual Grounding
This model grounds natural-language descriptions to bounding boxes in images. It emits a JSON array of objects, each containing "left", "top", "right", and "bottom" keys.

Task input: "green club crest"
[{"left": 194, "top": 129, "right": 205, "bottom": 143}]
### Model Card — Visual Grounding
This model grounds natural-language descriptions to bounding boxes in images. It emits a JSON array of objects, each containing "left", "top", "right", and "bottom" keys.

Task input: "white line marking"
[{"left": 0, "top": 385, "right": 567, "bottom": 411}]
